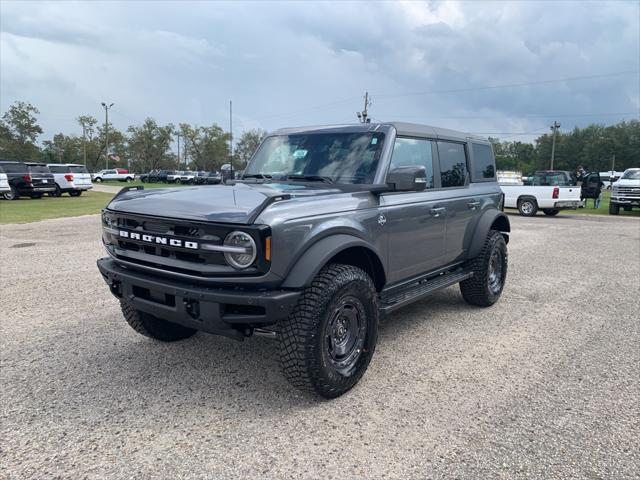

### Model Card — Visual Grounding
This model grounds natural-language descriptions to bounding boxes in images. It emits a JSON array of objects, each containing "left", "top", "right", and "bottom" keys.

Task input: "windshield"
[
  {"left": 621, "top": 169, "right": 640, "bottom": 180},
  {"left": 244, "top": 132, "right": 386, "bottom": 184}
]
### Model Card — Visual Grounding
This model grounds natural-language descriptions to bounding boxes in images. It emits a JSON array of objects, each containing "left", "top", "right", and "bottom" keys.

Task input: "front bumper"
[
  {"left": 97, "top": 258, "right": 301, "bottom": 338},
  {"left": 611, "top": 196, "right": 640, "bottom": 206}
]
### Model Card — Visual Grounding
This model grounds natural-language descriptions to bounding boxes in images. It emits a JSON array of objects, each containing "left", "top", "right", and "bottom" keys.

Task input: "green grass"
[{"left": 0, "top": 190, "right": 115, "bottom": 224}]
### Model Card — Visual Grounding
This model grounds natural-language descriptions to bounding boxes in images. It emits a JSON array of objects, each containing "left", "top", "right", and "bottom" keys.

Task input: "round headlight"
[{"left": 223, "top": 231, "right": 257, "bottom": 269}]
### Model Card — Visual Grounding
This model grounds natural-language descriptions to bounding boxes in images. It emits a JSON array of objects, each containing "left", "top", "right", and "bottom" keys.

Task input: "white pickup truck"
[
  {"left": 92, "top": 169, "right": 134, "bottom": 183},
  {"left": 500, "top": 170, "right": 582, "bottom": 216}
]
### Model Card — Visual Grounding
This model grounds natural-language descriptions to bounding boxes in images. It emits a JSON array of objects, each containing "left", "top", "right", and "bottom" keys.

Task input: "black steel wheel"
[
  {"left": 460, "top": 230, "right": 508, "bottom": 307},
  {"left": 279, "top": 264, "right": 378, "bottom": 398}
]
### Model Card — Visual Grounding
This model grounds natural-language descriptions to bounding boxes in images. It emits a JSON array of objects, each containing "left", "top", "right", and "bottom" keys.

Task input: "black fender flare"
[
  {"left": 281, "top": 234, "right": 384, "bottom": 289},
  {"left": 467, "top": 210, "right": 510, "bottom": 259}
]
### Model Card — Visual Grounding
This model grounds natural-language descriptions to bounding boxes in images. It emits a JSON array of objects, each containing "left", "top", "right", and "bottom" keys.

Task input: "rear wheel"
[
  {"left": 609, "top": 203, "right": 620, "bottom": 215},
  {"left": 125, "top": 177, "right": 133, "bottom": 183},
  {"left": 69, "top": 190, "right": 82, "bottom": 197},
  {"left": 31, "top": 194, "right": 43, "bottom": 199},
  {"left": 120, "top": 300, "right": 197, "bottom": 341},
  {"left": 3, "top": 187, "right": 19, "bottom": 200},
  {"left": 94, "top": 177, "right": 102, "bottom": 183},
  {"left": 460, "top": 230, "right": 508, "bottom": 307},
  {"left": 543, "top": 209, "right": 560, "bottom": 216},
  {"left": 518, "top": 198, "right": 538, "bottom": 216},
  {"left": 49, "top": 185, "right": 62, "bottom": 197},
  {"left": 279, "top": 264, "right": 378, "bottom": 398}
]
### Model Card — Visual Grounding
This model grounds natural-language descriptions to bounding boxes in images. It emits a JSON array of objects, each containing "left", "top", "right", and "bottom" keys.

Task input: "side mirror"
[{"left": 386, "top": 166, "right": 427, "bottom": 192}]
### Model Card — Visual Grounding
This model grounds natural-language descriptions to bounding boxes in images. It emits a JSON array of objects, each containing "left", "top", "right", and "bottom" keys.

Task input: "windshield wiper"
[
  {"left": 241, "top": 173, "right": 272, "bottom": 179},
  {"left": 282, "top": 174, "right": 334, "bottom": 184}
]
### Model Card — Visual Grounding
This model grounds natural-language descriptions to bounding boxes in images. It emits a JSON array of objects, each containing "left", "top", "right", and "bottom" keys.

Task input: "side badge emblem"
[{"left": 378, "top": 213, "right": 387, "bottom": 227}]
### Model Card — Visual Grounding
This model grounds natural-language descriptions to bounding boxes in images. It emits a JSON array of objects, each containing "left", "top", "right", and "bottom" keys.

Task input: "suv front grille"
[{"left": 103, "top": 211, "right": 270, "bottom": 278}]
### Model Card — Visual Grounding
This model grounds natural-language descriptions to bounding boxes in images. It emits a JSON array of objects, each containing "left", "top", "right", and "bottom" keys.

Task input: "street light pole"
[{"left": 101, "top": 102, "right": 114, "bottom": 169}]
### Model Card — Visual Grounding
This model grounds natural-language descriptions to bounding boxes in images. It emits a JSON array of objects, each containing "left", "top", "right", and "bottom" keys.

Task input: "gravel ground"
[{"left": 1, "top": 213, "right": 639, "bottom": 479}]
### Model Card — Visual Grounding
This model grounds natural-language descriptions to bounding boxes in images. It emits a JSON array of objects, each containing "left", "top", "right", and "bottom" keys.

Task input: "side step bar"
[{"left": 379, "top": 269, "right": 473, "bottom": 316}]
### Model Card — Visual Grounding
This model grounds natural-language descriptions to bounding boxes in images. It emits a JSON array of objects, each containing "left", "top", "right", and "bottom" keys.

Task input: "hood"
[
  {"left": 106, "top": 182, "right": 348, "bottom": 224},
  {"left": 613, "top": 178, "right": 640, "bottom": 187}
]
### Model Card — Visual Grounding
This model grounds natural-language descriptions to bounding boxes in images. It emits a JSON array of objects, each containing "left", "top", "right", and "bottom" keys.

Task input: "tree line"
[
  {"left": 490, "top": 120, "right": 639, "bottom": 174},
  {"left": 1, "top": 100, "right": 637, "bottom": 174},
  {"left": 0, "top": 101, "right": 266, "bottom": 173}
]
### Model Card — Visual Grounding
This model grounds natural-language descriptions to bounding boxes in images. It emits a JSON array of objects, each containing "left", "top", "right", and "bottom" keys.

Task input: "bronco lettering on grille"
[{"left": 118, "top": 230, "right": 198, "bottom": 249}]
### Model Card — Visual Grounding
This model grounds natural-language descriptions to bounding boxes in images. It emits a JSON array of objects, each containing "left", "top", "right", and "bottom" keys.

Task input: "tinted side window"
[
  {"left": 437, "top": 141, "right": 467, "bottom": 188},
  {"left": 0, "top": 162, "right": 27, "bottom": 173},
  {"left": 471, "top": 143, "right": 495, "bottom": 181},
  {"left": 389, "top": 137, "right": 435, "bottom": 188},
  {"left": 69, "top": 166, "right": 89, "bottom": 173}
]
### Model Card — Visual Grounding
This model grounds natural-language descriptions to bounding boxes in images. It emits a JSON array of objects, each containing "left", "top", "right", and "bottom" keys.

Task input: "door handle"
[
  {"left": 468, "top": 201, "right": 480, "bottom": 210},
  {"left": 430, "top": 207, "right": 446, "bottom": 217}
]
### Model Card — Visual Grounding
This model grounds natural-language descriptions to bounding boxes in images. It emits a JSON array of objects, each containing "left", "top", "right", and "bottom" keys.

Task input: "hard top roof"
[{"left": 270, "top": 122, "right": 489, "bottom": 143}]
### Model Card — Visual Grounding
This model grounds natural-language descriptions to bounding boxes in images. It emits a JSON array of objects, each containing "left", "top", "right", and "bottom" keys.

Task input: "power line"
[{"left": 372, "top": 70, "right": 640, "bottom": 99}]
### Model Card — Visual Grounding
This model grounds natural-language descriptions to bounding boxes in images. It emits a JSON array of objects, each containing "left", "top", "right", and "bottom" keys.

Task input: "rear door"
[
  {"left": 435, "top": 141, "right": 477, "bottom": 264},
  {"left": 28, "top": 164, "right": 54, "bottom": 189},
  {"left": 69, "top": 165, "right": 92, "bottom": 188},
  {"left": 381, "top": 136, "right": 446, "bottom": 283}
]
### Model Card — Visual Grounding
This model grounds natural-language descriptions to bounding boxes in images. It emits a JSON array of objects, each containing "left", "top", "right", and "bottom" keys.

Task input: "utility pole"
[
  {"left": 82, "top": 124, "right": 87, "bottom": 166},
  {"left": 176, "top": 132, "right": 181, "bottom": 169},
  {"left": 550, "top": 121, "right": 560, "bottom": 170},
  {"left": 229, "top": 100, "right": 233, "bottom": 173},
  {"left": 101, "top": 102, "right": 114, "bottom": 169},
  {"left": 356, "top": 92, "right": 372, "bottom": 123}
]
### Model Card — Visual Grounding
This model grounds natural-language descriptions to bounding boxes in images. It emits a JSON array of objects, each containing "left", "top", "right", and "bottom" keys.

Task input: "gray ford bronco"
[{"left": 98, "top": 122, "right": 510, "bottom": 398}]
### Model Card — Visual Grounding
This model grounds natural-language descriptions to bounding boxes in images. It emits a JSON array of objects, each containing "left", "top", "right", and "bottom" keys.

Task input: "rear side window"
[
  {"left": 69, "top": 165, "right": 89, "bottom": 173},
  {"left": 0, "top": 162, "right": 27, "bottom": 173},
  {"left": 437, "top": 141, "right": 467, "bottom": 188},
  {"left": 48, "top": 165, "right": 70, "bottom": 173},
  {"left": 389, "top": 137, "right": 435, "bottom": 188},
  {"left": 471, "top": 143, "right": 495, "bottom": 181}
]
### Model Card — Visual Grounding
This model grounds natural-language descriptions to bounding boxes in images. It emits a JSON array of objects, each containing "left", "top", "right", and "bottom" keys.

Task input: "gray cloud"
[{"left": 1, "top": 0, "right": 638, "bottom": 144}]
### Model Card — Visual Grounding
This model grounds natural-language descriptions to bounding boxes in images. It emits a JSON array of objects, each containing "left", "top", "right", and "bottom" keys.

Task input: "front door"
[
  {"left": 382, "top": 137, "right": 446, "bottom": 283},
  {"left": 581, "top": 172, "right": 601, "bottom": 199}
]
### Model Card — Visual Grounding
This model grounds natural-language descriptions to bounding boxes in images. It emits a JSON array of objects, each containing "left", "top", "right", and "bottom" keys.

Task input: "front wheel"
[
  {"left": 94, "top": 177, "right": 102, "bottom": 183},
  {"left": 125, "top": 177, "right": 132, "bottom": 183},
  {"left": 609, "top": 203, "right": 620, "bottom": 215},
  {"left": 120, "top": 300, "right": 197, "bottom": 341},
  {"left": 460, "top": 230, "right": 508, "bottom": 307},
  {"left": 543, "top": 209, "right": 560, "bottom": 216},
  {"left": 279, "top": 264, "right": 379, "bottom": 398}
]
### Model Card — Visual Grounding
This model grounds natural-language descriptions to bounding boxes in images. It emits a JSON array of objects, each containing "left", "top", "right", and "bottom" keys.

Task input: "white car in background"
[
  {"left": 500, "top": 170, "right": 582, "bottom": 216},
  {"left": 0, "top": 165, "right": 10, "bottom": 194},
  {"left": 47, "top": 164, "right": 93, "bottom": 196},
  {"left": 92, "top": 169, "right": 134, "bottom": 182}
]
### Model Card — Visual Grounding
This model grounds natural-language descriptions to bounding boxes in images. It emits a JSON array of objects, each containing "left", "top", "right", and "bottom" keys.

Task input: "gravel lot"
[{"left": 1, "top": 213, "right": 639, "bottom": 479}]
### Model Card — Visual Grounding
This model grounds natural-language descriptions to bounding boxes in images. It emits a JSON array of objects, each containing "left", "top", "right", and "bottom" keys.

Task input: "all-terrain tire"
[
  {"left": 609, "top": 203, "right": 619, "bottom": 215},
  {"left": 120, "top": 299, "right": 197, "bottom": 342},
  {"left": 518, "top": 197, "right": 538, "bottom": 216},
  {"left": 543, "top": 209, "right": 560, "bottom": 216},
  {"left": 460, "top": 230, "right": 508, "bottom": 307},
  {"left": 278, "top": 264, "right": 379, "bottom": 399}
]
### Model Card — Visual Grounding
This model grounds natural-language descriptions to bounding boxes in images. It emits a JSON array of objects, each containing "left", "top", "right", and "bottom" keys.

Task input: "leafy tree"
[
  {"left": 179, "top": 123, "right": 230, "bottom": 171},
  {"left": 0, "top": 101, "right": 43, "bottom": 160},
  {"left": 233, "top": 129, "right": 267, "bottom": 169},
  {"left": 126, "top": 118, "right": 175, "bottom": 172}
]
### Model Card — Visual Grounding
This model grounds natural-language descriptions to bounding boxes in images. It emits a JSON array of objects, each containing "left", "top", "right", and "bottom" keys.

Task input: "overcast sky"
[{"left": 1, "top": 0, "right": 638, "bottom": 145}]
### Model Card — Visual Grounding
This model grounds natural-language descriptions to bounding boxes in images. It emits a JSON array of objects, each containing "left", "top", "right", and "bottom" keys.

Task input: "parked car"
[
  {"left": 92, "top": 169, "right": 134, "bottom": 183},
  {"left": 178, "top": 171, "right": 197, "bottom": 184},
  {"left": 0, "top": 161, "right": 56, "bottom": 200},
  {"left": 47, "top": 163, "right": 93, "bottom": 196},
  {"left": 609, "top": 168, "right": 640, "bottom": 215},
  {"left": 193, "top": 171, "right": 221, "bottom": 185},
  {"left": 149, "top": 170, "right": 174, "bottom": 183},
  {"left": 500, "top": 170, "right": 582, "bottom": 216},
  {"left": 97, "top": 122, "right": 510, "bottom": 398},
  {"left": 0, "top": 165, "right": 10, "bottom": 194}
]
